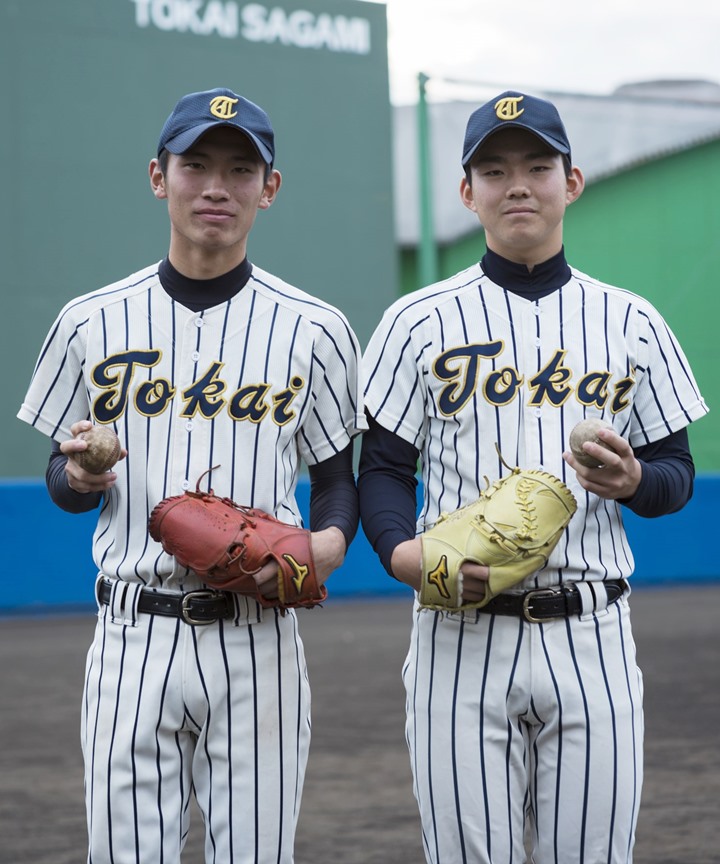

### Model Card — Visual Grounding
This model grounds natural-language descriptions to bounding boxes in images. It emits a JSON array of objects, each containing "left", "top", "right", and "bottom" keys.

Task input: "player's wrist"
[
  {"left": 390, "top": 538, "right": 422, "bottom": 590},
  {"left": 310, "top": 526, "right": 346, "bottom": 576}
]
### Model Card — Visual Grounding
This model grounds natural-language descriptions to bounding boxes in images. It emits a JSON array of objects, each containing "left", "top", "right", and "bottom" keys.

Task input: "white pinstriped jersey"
[
  {"left": 19, "top": 261, "right": 365, "bottom": 593},
  {"left": 363, "top": 261, "right": 708, "bottom": 589}
]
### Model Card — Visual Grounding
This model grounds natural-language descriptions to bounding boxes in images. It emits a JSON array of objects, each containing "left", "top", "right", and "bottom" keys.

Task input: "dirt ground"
[{"left": 1, "top": 585, "right": 718, "bottom": 864}]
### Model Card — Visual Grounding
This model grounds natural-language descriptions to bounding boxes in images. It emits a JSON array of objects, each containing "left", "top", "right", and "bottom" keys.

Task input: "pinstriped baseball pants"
[
  {"left": 81, "top": 596, "right": 311, "bottom": 864},
  {"left": 403, "top": 594, "right": 644, "bottom": 864}
]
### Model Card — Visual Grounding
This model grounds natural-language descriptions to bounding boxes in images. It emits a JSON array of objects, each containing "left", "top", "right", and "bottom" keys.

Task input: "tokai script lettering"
[
  {"left": 91, "top": 350, "right": 305, "bottom": 426},
  {"left": 433, "top": 343, "right": 636, "bottom": 416},
  {"left": 129, "top": 0, "right": 371, "bottom": 53}
]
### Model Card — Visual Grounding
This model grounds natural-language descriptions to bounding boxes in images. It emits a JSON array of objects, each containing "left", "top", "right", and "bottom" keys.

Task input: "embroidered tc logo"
[
  {"left": 210, "top": 95, "right": 238, "bottom": 120},
  {"left": 495, "top": 95, "right": 524, "bottom": 121}
]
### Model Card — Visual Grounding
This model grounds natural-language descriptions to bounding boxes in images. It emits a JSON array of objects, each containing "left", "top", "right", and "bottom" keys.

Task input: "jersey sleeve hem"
[
  {"left": 16, "top": 405, "right": 70, "bottom": 441},
  {"left": 627, "top": 400, "right": 709, "bottom": 447},
  {"left": 300, "top": 413, "right": 367, "bottom": 466},
  {"left": 364, "top": 395, "right": 423, "bottom": 449}
]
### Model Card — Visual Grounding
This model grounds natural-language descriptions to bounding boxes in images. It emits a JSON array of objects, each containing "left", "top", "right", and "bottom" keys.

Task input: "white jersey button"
[{"left": 195, "top": 318, "right": 204, "bottom": 328}]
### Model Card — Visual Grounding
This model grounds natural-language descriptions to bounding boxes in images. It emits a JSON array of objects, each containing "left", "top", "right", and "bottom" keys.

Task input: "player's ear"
[
  {"left": 460, "top": 175, "right": 478, "bottom": 214},
  {"left": 149, "top": 159, "right": 167, "bottom": 200},
  {"left": 258, "top": 169, "right": 282, "bottom": 210},
  {"left": 565, "top": 166, "right": 585, "bottom": 205}
]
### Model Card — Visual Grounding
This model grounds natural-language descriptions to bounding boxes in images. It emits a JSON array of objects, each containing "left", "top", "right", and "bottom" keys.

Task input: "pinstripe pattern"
[
  {"left": 363, "top": 263, "right": 708, "bottom": 590},
  {"left": 18, "top": 262, "right": 364, "bottom": 592},
  {"left": 20, "top": 260, "right": 364, "bottom": 863},
  {"left": 403, "top": 598, "right": 643, "bottom": 864},
  {"left": 82, "top": 601, "right": 311, "bottom": 863},
  {"left": 364, "top": 261, "right": 705, "bottom": 863}
]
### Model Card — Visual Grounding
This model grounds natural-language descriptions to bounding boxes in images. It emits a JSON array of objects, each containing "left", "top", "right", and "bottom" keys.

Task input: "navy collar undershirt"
[
  {"left": 158, "top": 247, "right": 570, "bottom": 312},
  {"left": 158, "top": 257, "right": 252, "bottom": 312},
  {"left": 481, "top": 246, "right": 571, "bottom": 300}
]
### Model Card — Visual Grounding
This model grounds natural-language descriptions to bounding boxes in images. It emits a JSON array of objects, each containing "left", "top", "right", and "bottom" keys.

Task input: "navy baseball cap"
[
  {"left": 462, "top": 91, "right": 571, "bottom": 167},
  {"left": 157, "top": 87, "right": 275, "bottom": 164}
]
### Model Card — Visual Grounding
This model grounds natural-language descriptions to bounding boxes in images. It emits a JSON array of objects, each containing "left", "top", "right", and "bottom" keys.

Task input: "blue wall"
[{"left": 1, "top": 477, "right": 717, "bottom": 615}]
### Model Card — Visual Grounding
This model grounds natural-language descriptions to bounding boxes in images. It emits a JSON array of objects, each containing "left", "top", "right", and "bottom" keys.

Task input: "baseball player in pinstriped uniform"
[
  {"left": 359, "top": 91, "right": 708, "bottom": 863},
  {"left": 18, "top": 88, "right": 365, "bottom": 863}
]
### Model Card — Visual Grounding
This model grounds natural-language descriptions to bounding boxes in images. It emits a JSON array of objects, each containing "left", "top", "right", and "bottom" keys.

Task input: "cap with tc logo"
[
  {"left": 462, "top": 91, "right": 571, "bottom": 167},
  {"left": 157, "top": 87, "right": 275, "bottom": 165}
]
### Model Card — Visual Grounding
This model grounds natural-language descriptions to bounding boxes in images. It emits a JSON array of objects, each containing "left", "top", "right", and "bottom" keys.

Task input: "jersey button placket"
[
  {"left": 522, "top": 301, "right": 543, "bottom": 465},
  {"left": 186, "top": 313, "right": 214, "bottom": 486},
  {"left": 173, "top": 314, "right": 204, "bottom": 494}
]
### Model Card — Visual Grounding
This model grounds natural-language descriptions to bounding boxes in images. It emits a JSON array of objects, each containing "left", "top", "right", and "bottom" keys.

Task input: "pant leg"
[
  {"left": 82, "top": 607, "right": 195, "bottom": 864},
  {"left": 403, "top": 596, "right": 643, "bottom": 864},
  {"left": 403, "top": 604, "right": 531, "bottom": 864},
  {"left": 528, "top": 596, "right": 644, "bottom": 864},
  {"left": 190, "top": 609, "right": 311, "bottom": 864}
]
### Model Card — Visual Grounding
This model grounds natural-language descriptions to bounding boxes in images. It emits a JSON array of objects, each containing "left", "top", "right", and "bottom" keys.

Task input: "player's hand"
[
  {"left": 563, "top": 427, "right": 642, "bottom": 500},
  {"left": 455, "top": 561, "right": 490, "bottom": 603},
  {"left": 251, "top": 526, "right": 346, "bottom": 599},
  {"left": 391, "top": 537, "right": 490, "bottom": 599},
  {"left": 60, "top": 420, "right": 127, "bottom": 494},
  {"left": 252, "top": 560, "right": 282, "bottom": 601}
]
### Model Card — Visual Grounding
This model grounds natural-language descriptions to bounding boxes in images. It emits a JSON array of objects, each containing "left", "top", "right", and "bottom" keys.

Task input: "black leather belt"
[
  {"left": 480, "top": 580, "right": 627, "bottom": 623},
  {"left": 98, "top": 580, "right": 235, "bottom": 625}
]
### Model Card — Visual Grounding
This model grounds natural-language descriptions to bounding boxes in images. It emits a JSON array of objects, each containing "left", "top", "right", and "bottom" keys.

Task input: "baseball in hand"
[
  {"left": 71, "top": 426, "right": 122, "bottom": 474},
  {"left": 569, "top": 418, "right": 615, "bottom": 468}
]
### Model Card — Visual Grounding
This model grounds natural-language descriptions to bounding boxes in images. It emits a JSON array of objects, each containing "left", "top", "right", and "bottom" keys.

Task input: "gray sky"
[{"left": 360, "top": 0, "right": 720, "bottom": 104}]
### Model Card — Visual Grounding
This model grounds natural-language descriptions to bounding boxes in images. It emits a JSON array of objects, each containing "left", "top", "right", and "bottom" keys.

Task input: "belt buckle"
[
  {"left": 181, "top": 589, "right": 222, "bottom": 626},
  {"left": 521, "top": 588, "right": 561, "bottom": 623}
]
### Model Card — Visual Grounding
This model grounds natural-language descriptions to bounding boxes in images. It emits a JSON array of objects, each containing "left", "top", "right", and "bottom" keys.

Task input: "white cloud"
[{"left": 358, "top": 0, "right": 720, "bottom": 104}]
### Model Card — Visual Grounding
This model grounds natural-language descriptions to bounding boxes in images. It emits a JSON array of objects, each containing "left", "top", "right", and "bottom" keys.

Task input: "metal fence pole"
[{"left": 417, "top": 72, "right": 438, "bottom": 287}]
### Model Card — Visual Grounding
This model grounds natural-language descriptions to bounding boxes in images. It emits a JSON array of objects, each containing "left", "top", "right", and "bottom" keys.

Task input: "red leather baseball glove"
[{"left": 148, "top": 474, "right": 326, "bottom": 610}]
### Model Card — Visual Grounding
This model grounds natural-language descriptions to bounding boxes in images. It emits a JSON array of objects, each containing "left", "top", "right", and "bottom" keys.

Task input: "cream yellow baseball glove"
[{"left": 419, "top": 463, "right": 577, "bottom": 612}]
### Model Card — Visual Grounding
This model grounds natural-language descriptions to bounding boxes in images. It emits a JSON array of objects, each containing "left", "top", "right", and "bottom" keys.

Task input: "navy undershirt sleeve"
[
  {"left": 358, "top": 414, "right": 419, "bottom": 577},
  {"left": 308, "top": 443, "right": 359, "bottom": 551},
  {"left": 623, "top": 427, "right": 694, "bottom": 516},
  {"left": 46, "top": 442, "right": 103, "bottom": 513}
]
